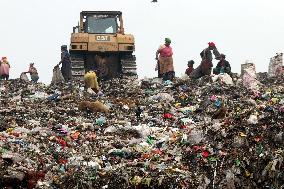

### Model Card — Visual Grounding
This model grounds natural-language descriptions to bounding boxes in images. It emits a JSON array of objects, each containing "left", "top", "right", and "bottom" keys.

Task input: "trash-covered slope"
[{"left": 0, "top": 75, "right": 283, "bottom": 189}]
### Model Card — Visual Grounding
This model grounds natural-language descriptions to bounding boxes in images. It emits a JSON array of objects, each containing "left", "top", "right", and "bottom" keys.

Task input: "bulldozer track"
[
  {"left": 121, "top": 55, "right": 137, "bottom": 76},
  {"left": 69, "top": 54, "right": 137, "bottom": 81},
  {"left": 70, "top": 55, "right": 85, "bottom": 81}
]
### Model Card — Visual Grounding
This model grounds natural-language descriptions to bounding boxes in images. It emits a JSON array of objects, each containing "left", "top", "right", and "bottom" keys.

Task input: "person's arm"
[
  {"left": 57, "top": 52, "right": 64, "bottom": 66},
  {"left": 213, "top": 47, "right": 221, "bottom": 59},
  {"left": 156, "top": 45, "right": 164, "bottom": 60},
  {"left": 58, "top": 57, "right": 63, "bottom": 66},
  {"left": 27, "top": 67, "right": 32, "bottom": 73},
  {"left": 56, "top": 61, "right": 62, "bottom": 67},
  {"left": 226, "top": 61, "right": 231, "bottom": 68},
  {"left": 226, "top": 61, "right": 231, "bottom": 72}
]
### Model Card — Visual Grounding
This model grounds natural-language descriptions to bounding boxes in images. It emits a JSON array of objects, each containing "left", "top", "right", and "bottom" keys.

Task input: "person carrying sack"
[{"left": 155, "top": 38, "right": 175, "bottom": 81}]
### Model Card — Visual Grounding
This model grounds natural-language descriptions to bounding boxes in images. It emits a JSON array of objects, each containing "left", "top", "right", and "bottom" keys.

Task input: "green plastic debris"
[
  {"left": 208, "top": 156, "right": 219, "bottom": 162},
  {"left": 235, "top": 159, "right": 241, "bottom": 166},
  {"left": 256, "top": 144, "right": 264, "bottom": 155}
]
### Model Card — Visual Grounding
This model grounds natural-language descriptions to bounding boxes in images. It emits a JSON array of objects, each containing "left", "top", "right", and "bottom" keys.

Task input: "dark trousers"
[
  {"left": 213, "top": 67, "right": 231, "bottom": 75},
  {"left": 162, "top": 71, "right": 175, "bottom": 81},
  {"left": 0, "top": 74, "right": 9, "bottom": 80},
  {"left": 61, "top": 62, "right": 72, "bottom": 81}
]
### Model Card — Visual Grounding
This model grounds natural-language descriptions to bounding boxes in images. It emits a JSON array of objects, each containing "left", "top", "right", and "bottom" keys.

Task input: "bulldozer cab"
[{"left": 77, "top": 11, "right": 124, "bottom": 34}]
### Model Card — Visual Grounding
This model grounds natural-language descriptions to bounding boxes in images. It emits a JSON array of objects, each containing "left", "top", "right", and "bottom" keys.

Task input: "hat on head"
[
  {"left": 165, "top": 38, "right": 171, "bottom": 44},
  {"left": 61, "top": 45, "right": 67, "bottom": 50},
  {"left": 188, "top": 60, "right": 195, "bottom": 64},
  {"left": 2, "top": 57, "right": 7, "bottom": 60},
  {"left": 208, "top": 42, "right": 216, "bottom": 47}
]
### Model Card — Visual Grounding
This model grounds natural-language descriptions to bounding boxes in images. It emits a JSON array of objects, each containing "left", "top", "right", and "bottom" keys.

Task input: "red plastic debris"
[{"left": 163, "top": 113, "right": 175, "bottom": 119}]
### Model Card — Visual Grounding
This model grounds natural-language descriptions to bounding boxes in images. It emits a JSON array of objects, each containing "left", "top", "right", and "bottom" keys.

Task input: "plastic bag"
[
  {"left": 212, "top": 73, "right": 233, "bottom": 85},
  {"left": 149, "top": 93, "right": 174, "bottom": 102},
  {"left": 212, "top": 73, "right": 234, "bottom": 85},
  {"left": 247, "top": 114, "right": 258, "bottom": 124},
  {"left": 104, "top": 126, "right": 117, "bottom": 133},
  {"left": 188, "top": 129, "right": 204, "bottom": 144},
  {"left": 51, "top": 66, "right": 64, "bottom": 84},
  {"left": 87, "top": 88, "right": 96, "bottom": 95},
  {"left": 20, "top": 73, "right": 29, "bottom": 81},
  {"left": 155, "top": 61, "right": 158, "bottom": 71},
  {"left": 96, "top": 117, "right": 106, "bottom": 126}
]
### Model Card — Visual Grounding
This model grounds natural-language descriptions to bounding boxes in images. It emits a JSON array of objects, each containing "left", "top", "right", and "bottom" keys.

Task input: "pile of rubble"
[{"left": 0, "top": 74, "right": 283, "bottom": 189}]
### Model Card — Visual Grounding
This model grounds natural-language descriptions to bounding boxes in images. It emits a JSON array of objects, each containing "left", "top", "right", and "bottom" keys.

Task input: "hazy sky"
[{"left": 0, "top": 0, "right": 283, "bottom": 83}]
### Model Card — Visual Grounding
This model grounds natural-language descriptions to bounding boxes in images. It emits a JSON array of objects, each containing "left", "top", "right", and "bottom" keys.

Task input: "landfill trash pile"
[{"left": 0, "top": 75, "right": 284, "bottom": 189}]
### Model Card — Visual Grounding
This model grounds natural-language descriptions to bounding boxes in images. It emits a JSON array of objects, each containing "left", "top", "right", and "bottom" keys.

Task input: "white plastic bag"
[
  {"left": 149, "top": 93, "right": 174, "bottom": 102},
  {"left": 220, "top": 73, "right": 233, "bottom": 85},
  {"left": 20, "top": 73, "right": 29, "bottom": 81},
  {"left": 212, "top": 73, "right": 233, "bottom": 85},
  {"left": 247, "top": 114, "right": 258, "bottom": 124},
  {"left": 87, "top": 88, "right": 96, "bottom": 95}
]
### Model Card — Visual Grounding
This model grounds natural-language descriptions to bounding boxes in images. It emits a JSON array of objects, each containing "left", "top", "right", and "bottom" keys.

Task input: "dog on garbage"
[
  {"left": 78, "top": 100, "right": 109, "bottom": 113},
  {"left": 109, "top": 97, "right": 136, "bottom": 109}
]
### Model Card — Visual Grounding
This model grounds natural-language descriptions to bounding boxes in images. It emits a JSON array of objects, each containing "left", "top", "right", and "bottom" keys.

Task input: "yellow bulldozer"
[{"left": 69, "top": 11, "right": 137, "bottom": 80}]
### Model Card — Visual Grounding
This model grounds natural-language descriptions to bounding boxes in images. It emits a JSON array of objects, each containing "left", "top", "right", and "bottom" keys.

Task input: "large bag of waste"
[
  {"left": 20, "top": 73, "right": 29, "bottom": 81},
  {"left": 268, "top": 53, "right": 283, "bottom": 77},
  {"left": 212, "top": 73, "right": 233, "bottom": 85},
  {"left": 51, "top": 66, "right": 64, "bottom": 84},
  {"left": 242, "top": 64, "right": 259, "bottom": 90}
]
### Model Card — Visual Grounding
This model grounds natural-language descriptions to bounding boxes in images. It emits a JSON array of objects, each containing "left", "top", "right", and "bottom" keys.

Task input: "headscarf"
[
  {"left": 208, "top": 42, "right": 216, "bottom": 47},
  {"left": 165, "top": 38, "right": 171, "bottom": 44},
  {"left": 1, "top": 57, "right": 8, "bottom": 64}
]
